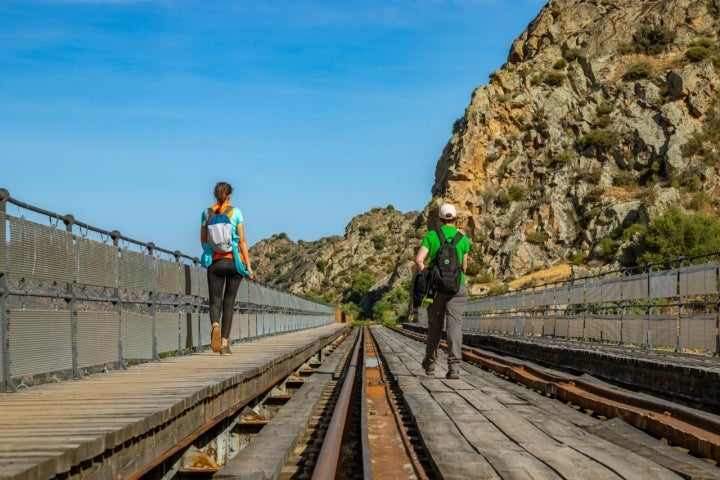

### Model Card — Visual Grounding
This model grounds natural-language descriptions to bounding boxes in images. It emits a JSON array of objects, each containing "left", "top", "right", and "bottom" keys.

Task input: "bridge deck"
[
  {"left": 372, "top": 327, "right": 720, "bottom": 480},
  {"left": 2, "top": 324, "right": 719, "bottom": 480},
  {"left": 0, "top": 323, "right": 348, "bottom": 480}
]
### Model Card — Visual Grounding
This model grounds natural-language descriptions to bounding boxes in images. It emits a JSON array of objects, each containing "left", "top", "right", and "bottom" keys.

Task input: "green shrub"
[
  {"left": 685, "top": 190, "right": 714, "bottom": 211},
  {"left": 578, "top": 129, "right": 621, "bottom": 150},
  {"left": 690, "top": 37, "right": 715, "bottom": 49},
  {"left": 595, "top": 115, "right": 612, "bottom": 128},
  {"left": 465, "top": 261, "right": 481, "bottom": 277},
  {"left": 477, "top": 272, "right": 493, "bottom": 284},
  {"left": 599, "top": 237, "right": 617, "bottom": 261},
  {"left": 578, "top": 167, "right": 602, "bottom": 184},
  {"left": 526, "top": 231, "right": 548, "bottom": 245},
  {"left": 544, "top": 71, "right": 566, "bottom": 86},
  {"left": 371, "top": 234, "right": 386, "bottom": 250},
  {"left": 495, "top": 194, "right": 511, "bottom": 208},
  {"left": 550, "top": 152, "right": 572, "bottom": 167},
  {"left": 497, "top": 154, "right": 515, "bottom": 178},
  {"left": 678, "top": 174, "right": 701, "bottom": 192},
  {"left": 342, "top": 302, "right": 362, "bottom": 320},
  {"left": 452, "top": 117, "right": 465, "bottom": 134},
  {"left": 618, "top": 42, "right": 634, "bottom": 55},
  {"left": 632, "top": 25, "right": 676, "bottom": 55},
  {"left": 350, "top": 271, "right": 375, "bottom": 296},
  {"left": 508, "top": 184, "right": 526, "bottom": 201},
  {"left": 488, "top": 283, "right": 509, "bottom": 295},
  {"left": 685, "top": 46, "right": 712, "bottom": 62},
  {"left": 613, "top": 170, "right": 636, "bottom": 187},
  {"left": 710, "top": 0, "right": 720, "bottom": 19},
  {"left": 530, "top": 74, "right": 543, "bottom": 86},
  {"left": 585, "top": 187, "right": 604, "bottom": 203},
  {"left": 622, "top": 223, "right": 645, "bottom": 241},
  {"left": 553, "top": 59, "right": 567, "bottom": 70},
  {"left": 596, "top": 102, "right": 615, "bottom": 115},
  {"left": 681, "top": 98, "right": 720, "bottom": 166},
  {"left": 572, "top": 251, "right": 588, "bottom": 266},
  {"left": 623, "top": 61, "right": 654, "bottom": 80},
  {"left": 634, "top": 205, "right": 720, "bottom": 265}
]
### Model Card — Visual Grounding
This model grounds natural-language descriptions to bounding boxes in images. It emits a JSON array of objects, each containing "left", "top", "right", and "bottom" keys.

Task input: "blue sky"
[{"left": 1, "top": 0, "right": 545, "bottom": 259}]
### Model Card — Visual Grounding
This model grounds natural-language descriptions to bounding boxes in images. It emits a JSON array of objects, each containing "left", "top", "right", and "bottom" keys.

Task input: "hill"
[{"left": 251, "top": 0, "right": 720, "bottom": 319}]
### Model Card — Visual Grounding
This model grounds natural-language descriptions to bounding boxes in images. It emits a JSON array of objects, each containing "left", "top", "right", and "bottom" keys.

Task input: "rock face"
[
  {"left": 250, "top": 207, "right": 424, "bottom": 318},
  {"left": 253, "top": 0, "right": 720, "bottom": 314},
  {"left": 434, "top": 0, "right": 720, "bottom": 282}
]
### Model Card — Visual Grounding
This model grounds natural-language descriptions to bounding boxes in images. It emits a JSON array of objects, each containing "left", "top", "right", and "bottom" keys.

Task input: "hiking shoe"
[
  {"left": 446, "top": 365, "right": 460, "bottom": 379},
  {"left": 421, "top": 358, "right": 435, "bottom": 376},
  {"left": 220, "top": 345, "right": 232, "bottom": 355},
  {"left": 210, "top": 322, "right": 221, "bottom": 353}
]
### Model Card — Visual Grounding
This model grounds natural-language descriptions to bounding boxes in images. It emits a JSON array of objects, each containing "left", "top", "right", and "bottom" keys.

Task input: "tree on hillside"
[{"left": 632, "top": 206, "right": 720, "bottom": 266}]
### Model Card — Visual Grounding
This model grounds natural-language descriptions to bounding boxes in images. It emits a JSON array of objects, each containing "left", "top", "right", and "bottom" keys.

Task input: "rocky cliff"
[
  {"left": 435, "top": 0, "right": 720, "bottom": 281},
  {"left": 251, "top": 0, "right": 720, "bottom": 317}
]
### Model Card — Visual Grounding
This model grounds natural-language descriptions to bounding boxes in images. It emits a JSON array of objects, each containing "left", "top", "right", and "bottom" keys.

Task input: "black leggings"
[{"left": 207, "top": 258, "right": 242, "bottom": 339}]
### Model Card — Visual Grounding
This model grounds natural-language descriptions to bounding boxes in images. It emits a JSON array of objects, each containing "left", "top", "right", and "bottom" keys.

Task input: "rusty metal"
[
  {"left": 365, "top": 327, "right": 429, "bottom": 480},
  {"left": 312, "top": 328, "right": 363, "bottom": 479},
  {"left": 391, "top": 325, "right": 720, "bottom": 463},
  {"left": 460, "top": 348, "right": 720, "bottom": 461}
]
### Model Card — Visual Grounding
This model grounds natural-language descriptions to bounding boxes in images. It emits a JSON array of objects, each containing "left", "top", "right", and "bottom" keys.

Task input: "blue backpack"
[
  {"left": 206, "top": 206, "right": 235, "bottom": 253},
  {"left": 202, "top": 206, "right": 250, "bottom": 276}
]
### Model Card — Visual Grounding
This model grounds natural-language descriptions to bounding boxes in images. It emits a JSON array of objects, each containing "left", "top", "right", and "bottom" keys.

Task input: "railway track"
[
  {"left": 278, "top": 326, "right": 430, "bottom": 479},
  {"left": 143, "top": 325, "right": 719, "bottom": 479}
]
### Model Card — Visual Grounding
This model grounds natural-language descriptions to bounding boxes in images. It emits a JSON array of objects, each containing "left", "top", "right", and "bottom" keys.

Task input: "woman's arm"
[{"left": 236, "top": 222, "right": 254, "bottom": 279}]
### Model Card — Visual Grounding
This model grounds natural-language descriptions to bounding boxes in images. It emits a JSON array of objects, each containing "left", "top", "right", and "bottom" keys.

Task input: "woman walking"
[{"left": 200, "top": 181, "right": 254, "bottom": 354}]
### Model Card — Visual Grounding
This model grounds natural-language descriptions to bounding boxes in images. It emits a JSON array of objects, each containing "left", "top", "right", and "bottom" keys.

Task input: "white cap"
[{"left": 438, "top": 203, "right": 457, "bottom": 220}]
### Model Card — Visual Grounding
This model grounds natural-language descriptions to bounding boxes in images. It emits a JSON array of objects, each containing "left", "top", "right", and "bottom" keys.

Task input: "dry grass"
[{"left": 507, "top": 263, "right": 573, "bottom": 289}]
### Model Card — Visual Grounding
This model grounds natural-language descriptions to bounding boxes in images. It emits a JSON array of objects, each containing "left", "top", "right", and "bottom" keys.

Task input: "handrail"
[{"left": 0, "top": 187, "right": 336, "bottom": 393}]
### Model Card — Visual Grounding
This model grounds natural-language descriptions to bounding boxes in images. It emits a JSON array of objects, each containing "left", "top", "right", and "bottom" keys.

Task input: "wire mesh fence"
[
  {"left": 462, "top": 259, "right": 720, "bottom": 355},
  {"left": 0, "top": 188, "right": 335, "bottom": 392}
]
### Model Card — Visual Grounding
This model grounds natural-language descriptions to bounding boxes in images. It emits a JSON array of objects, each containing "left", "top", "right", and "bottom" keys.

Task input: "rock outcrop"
[{"left": 433, "top": 0, "right": 720, "bottom": 281}]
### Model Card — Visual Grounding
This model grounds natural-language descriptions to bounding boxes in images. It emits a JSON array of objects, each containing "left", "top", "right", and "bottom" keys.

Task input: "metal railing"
[
  {"left": 463, "top": 258, "right": 720, "bottom": 355},
  {"left": 0, "top": 188, "right": 335, "bottom": 392}
]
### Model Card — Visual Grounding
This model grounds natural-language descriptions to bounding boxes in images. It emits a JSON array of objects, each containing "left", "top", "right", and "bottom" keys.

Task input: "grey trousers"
[{"left": 425, "top": 283, "right": 468, "bottom": 366}]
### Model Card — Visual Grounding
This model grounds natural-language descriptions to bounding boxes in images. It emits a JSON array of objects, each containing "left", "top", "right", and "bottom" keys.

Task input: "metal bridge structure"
[{"left": 0, "top": 188, "right": 335, "bottom": 393}]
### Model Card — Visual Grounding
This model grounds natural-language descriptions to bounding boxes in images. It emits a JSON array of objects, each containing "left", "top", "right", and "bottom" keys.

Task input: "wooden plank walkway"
[
  {"left": 0, "top": 323, "right": 348, "bottom": 480},
  {"left": 215, "top": 327, "right": 359, "bottom": 479},
  {"left": 372, "top": 327, "right": 720, "bottom": 480}
]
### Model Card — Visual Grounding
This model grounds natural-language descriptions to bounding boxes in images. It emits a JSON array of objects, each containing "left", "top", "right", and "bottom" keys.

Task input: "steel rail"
[{"left": 312, "top": 326, "right": 363, "bottom": 479}]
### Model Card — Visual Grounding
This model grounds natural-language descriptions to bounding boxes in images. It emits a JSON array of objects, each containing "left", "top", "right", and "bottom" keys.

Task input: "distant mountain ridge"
[{"left": 251, "top": 0, "right": 720, "bottom": 318}]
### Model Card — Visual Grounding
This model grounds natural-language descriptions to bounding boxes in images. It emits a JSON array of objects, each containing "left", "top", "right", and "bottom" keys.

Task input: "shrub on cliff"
[{"left": 633, "top": 206, "right": 720, "bottom": 265}]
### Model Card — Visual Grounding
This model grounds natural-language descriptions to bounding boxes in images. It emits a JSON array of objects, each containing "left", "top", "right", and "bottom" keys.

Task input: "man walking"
[{"left": 414, "top": 203, "right": 470, "bottom": 379}]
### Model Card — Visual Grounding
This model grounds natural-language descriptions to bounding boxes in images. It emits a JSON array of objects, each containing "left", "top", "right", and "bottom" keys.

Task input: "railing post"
[
  {"left": 715, "top": 256, "right": 720, "bottom": 358},
  {"left": 582, "top": 275, "right": 587, "bottom": 343},
  {"left": 63, "top": 214, "right": 82, "bottom": 379},
  {"left": 0, "top": 188, "right": 12, "bottom": 392},
  {"left": 676, "top": 257, "right": 684, "bottom": 353},
  {"left": 147, "top": 242, "right": 159, "bottom": 361},
  {"left": 646, "top": 263, "right": 653, "bottom": 349},
  {"left": 111, "top": 230, "right": 125, "bottom": 369}
]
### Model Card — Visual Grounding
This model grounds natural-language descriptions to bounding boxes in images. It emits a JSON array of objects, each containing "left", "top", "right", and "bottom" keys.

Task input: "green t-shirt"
[{"left": 421, "top": 225, "right": 471, "bottom": 284}]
